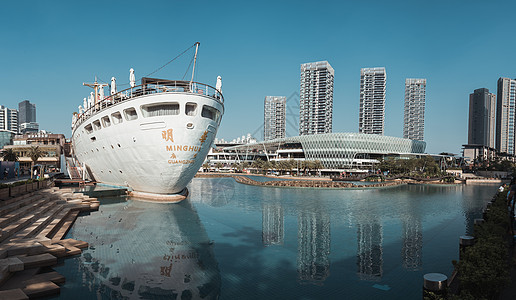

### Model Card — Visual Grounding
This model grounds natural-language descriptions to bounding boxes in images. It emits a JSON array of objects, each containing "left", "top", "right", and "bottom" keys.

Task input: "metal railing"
[{"left": 72, "top": 80, "right": 224, "bottom": 129}]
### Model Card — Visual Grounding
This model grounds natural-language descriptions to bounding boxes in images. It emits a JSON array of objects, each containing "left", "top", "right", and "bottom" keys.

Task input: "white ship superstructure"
[{"left": 71, "top": 57, "right": 224, "bottom": 196}]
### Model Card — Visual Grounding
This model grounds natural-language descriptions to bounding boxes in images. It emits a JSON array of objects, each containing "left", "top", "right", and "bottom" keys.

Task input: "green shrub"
[{"left": 452, "top": 191, "right": 511, "bottom": 299}]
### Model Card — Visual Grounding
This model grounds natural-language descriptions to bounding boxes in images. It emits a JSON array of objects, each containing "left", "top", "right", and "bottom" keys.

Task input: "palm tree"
[
  {"left": 28, "top": 146, "right": 44, "bottom": 179},
  {"left": 2, "top": 149, "right": 18, "bottom": 162}
]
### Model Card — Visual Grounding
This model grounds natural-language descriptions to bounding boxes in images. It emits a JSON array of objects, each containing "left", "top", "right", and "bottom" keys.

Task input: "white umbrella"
[
  {"left": 130, "top": 68, "right": 135, "bottom": 88},
  {"left": 99, "top": 85, "right": 105, "bottom": 100},
  {"left": 216, "top": 76, "right": 222, "bottom": 92},
  {"left": 111, "top": 77, "right": 117, "bottom": 95},
  {"left": 89, "top": 92, "right": 94, "bottom": 107}
]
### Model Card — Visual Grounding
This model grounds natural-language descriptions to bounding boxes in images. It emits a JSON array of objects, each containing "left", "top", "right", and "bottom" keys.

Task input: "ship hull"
[{"left": 72, "top": 91, "right": 223, "bottom": 195}]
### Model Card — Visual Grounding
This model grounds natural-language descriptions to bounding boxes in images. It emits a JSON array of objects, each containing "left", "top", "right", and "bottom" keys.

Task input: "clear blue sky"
[{"left": 0, "top": 0, "right": 514, "bottom": 154}]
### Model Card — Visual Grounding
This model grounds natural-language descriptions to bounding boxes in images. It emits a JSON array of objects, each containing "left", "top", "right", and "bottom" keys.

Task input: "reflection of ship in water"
[
  {"left": 356, "top": 222, "right": 383, "bottom": 281},
  {"left": 297, "top": 209, "right": 331, "bottom": 284},
  {"left": 262, "top": 203, "right": 284, "bottom": 246},
  {"left": 71, "top": 198, "right": 220, "bottom": 299}
]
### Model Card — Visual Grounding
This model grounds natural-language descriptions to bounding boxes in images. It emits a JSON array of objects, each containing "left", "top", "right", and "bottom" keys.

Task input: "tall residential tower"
[
  {"left": 359, "top": 67, "right": 386, "bottom": 135},
  {"left": 264, "top": 96, "right": 286, "bottom": 141},
  {"left": 468, "top": 88, "right": 496, "bottom": 148},
  {"left": 299, "top": 61, "right": 334, "bottom": 136},
  {"left": 496, "top": 77, "right": 516, "bottom": 154},
  {"left": 0, "top": 105, "right": 18, "bottom": 133},
  {"left": 403, "top": 78, "right": 426, "bottom": 141}
]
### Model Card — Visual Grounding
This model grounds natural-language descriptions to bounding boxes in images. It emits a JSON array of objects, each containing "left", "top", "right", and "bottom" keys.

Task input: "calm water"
[{"left": 52, "top": 178, "right": 499, "bottom": 299}]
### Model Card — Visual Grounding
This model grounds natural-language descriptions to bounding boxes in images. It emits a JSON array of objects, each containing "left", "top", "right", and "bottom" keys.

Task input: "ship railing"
[{"left": 73, "top": 80, "right": 223, "bottom": 129}]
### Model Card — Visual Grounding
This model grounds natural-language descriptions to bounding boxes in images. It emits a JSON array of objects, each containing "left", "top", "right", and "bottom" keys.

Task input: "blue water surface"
[{"left": 52, "top": 178, "right": 499, "bottom": 300}]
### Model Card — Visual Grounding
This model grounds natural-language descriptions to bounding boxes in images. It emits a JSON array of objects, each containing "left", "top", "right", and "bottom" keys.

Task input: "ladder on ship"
[{"left": 65, "top": 157, "right": 84, "bottom": 180}]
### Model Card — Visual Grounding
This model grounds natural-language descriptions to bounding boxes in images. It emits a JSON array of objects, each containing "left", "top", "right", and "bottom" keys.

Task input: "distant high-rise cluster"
[
  {"left": 359, "top": 67, "right": 386, "bottom": 135},
  {"left": 465, "top": 76, "right": 516, "bottom": 160},
  {"left": 0, "top": 100, "right": 39, "bottom": 135},
  {"left": 260, "top": 62, "right": 428, "bottom": 144},
  {"left": 468, "top": 88, "right": 496, "bottom": 148},
  {"left": 403, "top": 79, "right": 426, "bottom": 141},
  {"left": 264, "top": 96, "right": 286, "bottom": 140},
  {"left": 299, "top": 61, "right": 334, "bottom": 136}
]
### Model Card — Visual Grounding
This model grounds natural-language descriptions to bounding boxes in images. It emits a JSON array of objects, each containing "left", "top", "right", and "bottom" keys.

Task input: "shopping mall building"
[{"left": 207, "top": 132, "right": 429, "bottom": 173}]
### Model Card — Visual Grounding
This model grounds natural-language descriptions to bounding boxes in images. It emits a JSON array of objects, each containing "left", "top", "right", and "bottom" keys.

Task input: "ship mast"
[
  {"left": 83, "top": 77, "right": 108, "bottom": 106},
  {"left": 189, "top": 42, "right": 200, "bottom": 86}
]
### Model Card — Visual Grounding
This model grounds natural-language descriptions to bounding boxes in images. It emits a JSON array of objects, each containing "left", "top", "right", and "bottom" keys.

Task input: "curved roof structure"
[{"left": 226, "top": 132, "right": 426, "bottom": 169}]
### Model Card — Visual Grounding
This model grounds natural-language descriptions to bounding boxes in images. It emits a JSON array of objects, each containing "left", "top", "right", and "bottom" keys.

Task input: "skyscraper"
[
  {"left": 299, "top": 61, "right": 334, "bottom": 136},
  {"left": 403, "top": 78, "right": 426, "bottom": 141},
  {"left": 18, "top": 100, "right": 38, "bottom": 134},
  {"left": 496, "top": 77, "right": 516, "bottom": 154},
  {"left": 264, "top": 96, "right": 286, "bottom": 141},
  {"left": 0, "top": 105, "right": 18, "bottom": 133},
  {"left": 468, "top": 88, "right": 496, "bottom": 148},
  {"left": 359, "top": 67, "right": 386, "bottom": 135},
  {"left": 18, "top": 100, "right": 36, "bottom": 124}
]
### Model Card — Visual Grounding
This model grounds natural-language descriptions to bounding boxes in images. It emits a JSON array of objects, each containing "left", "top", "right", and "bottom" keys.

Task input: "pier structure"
[{"left": 0, "top": 186, "right": 100, "bottom": 299}]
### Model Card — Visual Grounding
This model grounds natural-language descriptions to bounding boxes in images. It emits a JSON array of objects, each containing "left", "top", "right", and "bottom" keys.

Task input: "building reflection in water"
[
  {"left": 401, "top": 216, "right": 422, "bottom": 271},
  {"left": 71, "top": 198, "right": 221, "bottom": 299},
  {"left": 356, "top": 221, "right": 383, "bottom": 281},
  {"left": 262, "top": 202, "right": 284, "bottom": 246},
  {"left": 297, "top": 208, "right": 331, "bottom": 285}
]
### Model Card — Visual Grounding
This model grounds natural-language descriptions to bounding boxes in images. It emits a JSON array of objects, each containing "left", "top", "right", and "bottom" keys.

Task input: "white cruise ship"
[{"left": 71, "top": 45, "right": 224, "bottom": 200}]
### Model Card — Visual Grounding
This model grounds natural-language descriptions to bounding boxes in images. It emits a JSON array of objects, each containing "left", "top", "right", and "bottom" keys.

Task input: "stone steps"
[
  {"left": 0, "top": 194, "right": 44, "bottom": 219},
  {"left": 0, "top": 200, "right": 58, "bottom": 244},
  {"left": 0, "top": 288, "right": 28, "bottom": 300},
  {"left": 37, "top": 208, "right": 74, "bottom": 240},
  {"left": 0, "top": 186, "right": 100, "bottom": 299},
  {"left": 0, "top": 197, "right": 53, "bottom": 229},
  {"left": 10, "top": 203, "right": 66, "bottom": 241}
]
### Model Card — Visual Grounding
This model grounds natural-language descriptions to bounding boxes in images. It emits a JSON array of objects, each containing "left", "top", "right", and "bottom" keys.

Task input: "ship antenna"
[{"left": 190, "top": 42, "right": 200, "bottom": 86}]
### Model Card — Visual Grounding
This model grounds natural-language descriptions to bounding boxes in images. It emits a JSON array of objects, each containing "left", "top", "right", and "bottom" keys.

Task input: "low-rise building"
[{"left": 3, "top": 132, "right": 66, "bottom": 174}]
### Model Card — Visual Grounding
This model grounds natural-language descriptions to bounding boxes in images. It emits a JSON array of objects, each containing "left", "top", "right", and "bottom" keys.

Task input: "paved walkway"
[{"left": 0, "top": 176, "right": 31, "bottom": 185}]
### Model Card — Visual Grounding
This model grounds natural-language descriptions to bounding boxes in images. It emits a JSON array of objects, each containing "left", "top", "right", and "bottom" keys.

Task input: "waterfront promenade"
[{"left": 195, "top": 172, "right": 460, "bottom": 188}]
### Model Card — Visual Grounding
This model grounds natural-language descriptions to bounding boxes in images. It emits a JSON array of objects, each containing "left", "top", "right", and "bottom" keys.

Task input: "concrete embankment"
[
  {"left": 0, "top": 185, "right": 102, "bottom": 299},
  {"left": 195, "top": 173, "right": 404, "bottom": 188}
]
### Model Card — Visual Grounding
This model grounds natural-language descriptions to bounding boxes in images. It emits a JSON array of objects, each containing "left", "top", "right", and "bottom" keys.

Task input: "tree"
[
  {"left": 2, "top": 149, "right": 18, "bottom": 162},
  {"left": 313, "top": 160, "right": 323, "bottom": 175},
  {"left": 28, "top": 146, "right": 44, "bottom": 179}
]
